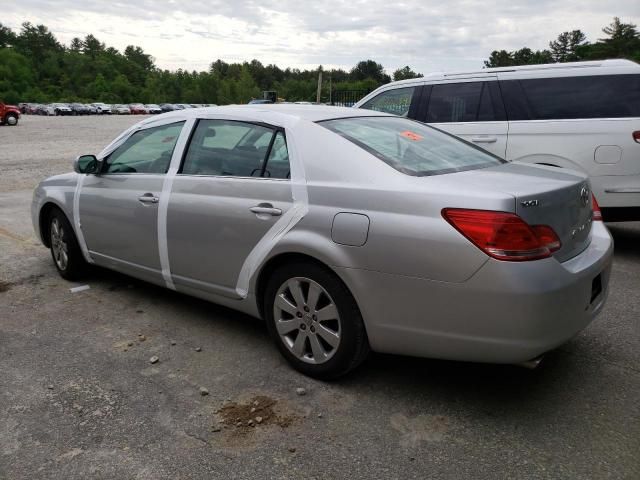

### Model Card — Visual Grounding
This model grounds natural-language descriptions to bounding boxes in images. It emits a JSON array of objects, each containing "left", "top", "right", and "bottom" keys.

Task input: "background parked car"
[
  {"left": 37, "top": 104, "right": 55, "bottom": 116},
  {"left": 113, "top": 104, "right": 131, "bottom": 115},
  {"left": 69, "top": 103, "right": 89, "bottom": 115},
  {"left": 145, "top": 104, "right": 162, "bottom": 114},
  {"left": 160, "top": 103, "right": 177, "bottom": 112},
  {"left": 129, "top": 103, "right": 148, "bottom": 114},
  {"left": 52, "top": 103, "right": 72, "bottom": 116},
  {"left": 91, "top": 103, "right": 112, "bottom": 114}
]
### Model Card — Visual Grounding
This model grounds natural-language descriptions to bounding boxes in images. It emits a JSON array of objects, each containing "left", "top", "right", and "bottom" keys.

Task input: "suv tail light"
[
  {"left": 442, "top": 209, "right": 561, "bottom": 261},
  {"left": 633, "top": 131, "right": 640, "bottom": 143},
  {"left": 592, "top": 194, "right": 603, "bottom": 221}
]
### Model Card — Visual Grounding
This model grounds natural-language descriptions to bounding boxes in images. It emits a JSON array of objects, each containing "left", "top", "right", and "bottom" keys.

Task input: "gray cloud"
[{"left": 4, "top": 0, "right": 640, "bottom": 73}]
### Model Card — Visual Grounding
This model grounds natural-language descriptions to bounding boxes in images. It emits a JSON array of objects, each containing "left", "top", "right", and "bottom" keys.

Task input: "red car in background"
[
  {"left": 129, "top": 103, "right": 148, "bottom": 114},
  {"left": 0, "top": 102, "right": 20, "bottom": 126}
]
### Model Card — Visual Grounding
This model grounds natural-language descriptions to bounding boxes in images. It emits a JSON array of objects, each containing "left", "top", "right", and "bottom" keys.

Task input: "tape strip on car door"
[
  {"left": 234, "top": 117, "right": 309, "bottom": 298},
  {"left": 152, "top": 112, "right": 308, "bottom": 297},
  {"left": 73, "top": 174, "right": 93, "bottom": 263},
  {"left": 157, "top": 118, "right": 196, "bottom": 290}
]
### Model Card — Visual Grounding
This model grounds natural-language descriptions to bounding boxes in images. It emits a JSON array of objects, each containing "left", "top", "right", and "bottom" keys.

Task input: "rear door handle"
[
  {"left": 471, "top": 136, "right": 498, "bottom": 143},
  {"left": 138, "top": 193, "right": 159, "bottom": 204},
  {"left": 250, "top": 203, "right": 282, "bottom": 216}
]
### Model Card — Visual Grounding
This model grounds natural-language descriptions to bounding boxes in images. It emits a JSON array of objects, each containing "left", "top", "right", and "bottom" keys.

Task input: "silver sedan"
[{"left": 31, "top": 105, "right": 613, "bottom": 378}]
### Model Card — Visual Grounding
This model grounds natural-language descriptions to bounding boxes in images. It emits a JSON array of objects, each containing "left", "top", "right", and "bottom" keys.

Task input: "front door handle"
[
  {"left": 138, "top": 193, "right": 159, "bottom": 204},
  {"left": 471, "top": 136, "right": 498, "bottom": 143},
  {"left": 250, "top": 203, "right": 282, "bottom": 216}
]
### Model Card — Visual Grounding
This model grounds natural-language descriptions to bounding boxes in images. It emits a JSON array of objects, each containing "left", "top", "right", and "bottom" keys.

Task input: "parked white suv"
[{"left": 355, "top": 59, "right": 640, "bottom": 221}]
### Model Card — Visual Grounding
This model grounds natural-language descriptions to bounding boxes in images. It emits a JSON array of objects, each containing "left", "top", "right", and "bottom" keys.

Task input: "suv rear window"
[
  {"left": 501, "top": 74, "right": 640, "bottom": 120},
  {"left": 320, "top": 116, "right": 504, "bottom": 176}
]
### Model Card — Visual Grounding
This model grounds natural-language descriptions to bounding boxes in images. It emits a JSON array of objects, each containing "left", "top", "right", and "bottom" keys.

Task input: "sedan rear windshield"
[{"left": 320, "top": 116, "right": 504, "bottom": 176}]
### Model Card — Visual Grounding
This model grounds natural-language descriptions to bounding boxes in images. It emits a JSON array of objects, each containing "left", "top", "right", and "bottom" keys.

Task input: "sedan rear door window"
[
  {"left": 181, "top": 120, "right": 277, "bottom": 177},
  {"left": 263, "top": 131, "right": 290, "bottom": 179},
  {"left": 103, "top": 122, "right": 185, "bottom": 174},
  {"left": 321, "top": 116, "right": 503, "bottom": 176}
]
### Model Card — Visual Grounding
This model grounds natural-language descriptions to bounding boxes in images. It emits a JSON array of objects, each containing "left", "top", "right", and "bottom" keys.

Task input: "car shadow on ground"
[
  {"left": 83, "top": 265, "right": 594, "bottom": 415},
  {"left": 606, "top": 222, "right": 640, "bottom": 260}
]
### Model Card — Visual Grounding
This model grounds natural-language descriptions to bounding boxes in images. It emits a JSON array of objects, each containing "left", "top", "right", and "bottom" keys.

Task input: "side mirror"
[{"left": 73, "top": 154, "right": 99, "bottom": 174}]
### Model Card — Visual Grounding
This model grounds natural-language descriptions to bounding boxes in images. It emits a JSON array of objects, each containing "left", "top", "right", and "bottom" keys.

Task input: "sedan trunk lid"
[{"left": 450, "top": 163, "right": 594, "bottom": 262}]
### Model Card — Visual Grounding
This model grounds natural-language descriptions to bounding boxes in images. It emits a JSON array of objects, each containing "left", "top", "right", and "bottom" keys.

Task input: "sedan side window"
[
  {"left": 103, "top": 122, "right": 185, "bottom": 174},
  {"left": 360, "top": 87, "right": 416, "bottom": 116},
  {"left": 181, "top": 120, "right": 276, "bottom": 177}
]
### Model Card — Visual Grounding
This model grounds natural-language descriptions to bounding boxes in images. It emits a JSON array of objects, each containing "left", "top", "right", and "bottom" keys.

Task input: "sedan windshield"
[{"left": 320, "top": 116, "right": 504, "bottom": 176}]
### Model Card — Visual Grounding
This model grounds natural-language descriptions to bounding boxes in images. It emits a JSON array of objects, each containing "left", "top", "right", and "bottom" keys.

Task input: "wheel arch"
[
  {"left": 511, "top": 154, "right": 585, "bottom": 173},
  {"left": 39, "top": 201, "right": 68, "bottom": 247},
  {"left": 255, "top": 252, "right": 339, "bottom": 321}
]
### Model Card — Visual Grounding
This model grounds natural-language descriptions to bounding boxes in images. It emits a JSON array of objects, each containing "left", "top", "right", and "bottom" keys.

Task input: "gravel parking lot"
[{"left": 1, "top": 115, "right": 639, "bottom": 479}]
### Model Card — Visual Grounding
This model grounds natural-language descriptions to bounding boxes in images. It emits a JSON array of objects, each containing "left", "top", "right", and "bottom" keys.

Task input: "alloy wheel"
[
  {"left": 50, "top": 218, "right": 69, "bottom": 271},
  {"left": 273, "top": 277, "right": 341, "bottom": 364}
]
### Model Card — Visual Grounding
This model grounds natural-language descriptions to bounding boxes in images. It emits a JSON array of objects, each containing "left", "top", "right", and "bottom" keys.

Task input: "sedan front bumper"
[{"left": 337, "top": 221, "right": 613, "bottom": 364}]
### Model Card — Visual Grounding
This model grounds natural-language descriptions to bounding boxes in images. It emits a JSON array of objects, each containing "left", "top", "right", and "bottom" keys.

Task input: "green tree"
[
  {"left": 350, "top": 60, "right": 391, "bottom": 84},
  {"left": 392, "top": 66, "right": 423, "bottom": 81},
  {"left": 595, "top": 17, "right": 640, "bottom": 60},
  {"left": 549, "top": 30, "right": 587, "bottom": 62},
  {"left": 82, "top": 34, "right": 104, "bottom": 60},
  {"left": 484, "top": 47, "right": 552, "bottom": 67},
  {"left": 14, "top": 22, "right": 62, "bottom": 68},
  {"left": 0, "top": 49, "right": 33, "bottom": 102},
  {"left": 236, "top": 65, "right": 260, "bottom": 103},
  {"left": 0, "top": 23, "right": 16, "bottom": 48}
]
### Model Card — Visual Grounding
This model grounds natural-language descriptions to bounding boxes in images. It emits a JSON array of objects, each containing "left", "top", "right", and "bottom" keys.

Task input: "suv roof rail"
[{"left": 444, "top": 59, "right": 638, "bottom": 77}]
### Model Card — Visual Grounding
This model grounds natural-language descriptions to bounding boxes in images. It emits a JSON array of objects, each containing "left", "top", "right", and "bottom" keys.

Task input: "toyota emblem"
[{"left": 580, "top": 185, "right": 590, "bottom": 206}]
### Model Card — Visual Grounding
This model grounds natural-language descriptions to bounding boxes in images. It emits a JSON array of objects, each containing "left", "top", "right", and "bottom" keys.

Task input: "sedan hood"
[{"left": 446, "top": 163, "right": 593, "bottom": 262}]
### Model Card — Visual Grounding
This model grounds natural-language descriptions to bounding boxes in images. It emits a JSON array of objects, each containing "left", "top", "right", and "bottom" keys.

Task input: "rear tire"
[
  {"left": 48, "top": 209, "right": 88, "bottom": 280},
  {"left": 264, "top": 262, "right": 369, "bottom": 379}
]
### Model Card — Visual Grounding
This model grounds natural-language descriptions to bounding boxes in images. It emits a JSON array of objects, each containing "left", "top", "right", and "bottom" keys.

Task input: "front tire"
[
  {"left": 264, "top": 262, "right": 369, "bottom": 379},
  {"left": 5, "top": 113, "right": 18, "bottom": 126},
  {"left": 48, "top": 210, "right": 87, "bottom": 280}
]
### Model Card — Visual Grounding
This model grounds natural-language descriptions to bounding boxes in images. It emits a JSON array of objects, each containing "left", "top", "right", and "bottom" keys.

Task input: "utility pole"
[{"left": 316, "top": 68, "right": 323, "bottom": 104}]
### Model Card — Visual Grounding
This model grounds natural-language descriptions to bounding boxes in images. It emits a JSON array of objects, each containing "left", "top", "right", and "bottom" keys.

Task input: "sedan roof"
[{"left": 163, "top": 104, "right": 391, "bottom": 123}]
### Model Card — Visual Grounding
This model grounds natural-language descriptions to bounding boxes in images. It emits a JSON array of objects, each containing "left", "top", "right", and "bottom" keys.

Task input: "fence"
[{"left": 330, "top": 89, "right": 370, "bottom": 107}]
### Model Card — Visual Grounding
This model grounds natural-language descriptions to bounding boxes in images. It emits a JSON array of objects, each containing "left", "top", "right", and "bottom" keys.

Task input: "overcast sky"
[{"left": 4, "top": 1, "right": 640, "bottom": 74}]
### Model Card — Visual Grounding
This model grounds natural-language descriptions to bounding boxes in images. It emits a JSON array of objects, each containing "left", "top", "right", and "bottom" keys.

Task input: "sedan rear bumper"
[{"left": 337, "top": 221, "right": 613, "bottom": 364}]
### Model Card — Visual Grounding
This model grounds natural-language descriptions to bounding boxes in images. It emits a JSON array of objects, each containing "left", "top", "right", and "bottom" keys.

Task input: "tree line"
[
  {"left": 0, "top": 17, "right": 638, "bottom": 105},
  {"left": 484, "top": 17, "right": 640, "bottom": 67},
  {"left": 0, "top": 22, "right": 422, "bottom": 105}
]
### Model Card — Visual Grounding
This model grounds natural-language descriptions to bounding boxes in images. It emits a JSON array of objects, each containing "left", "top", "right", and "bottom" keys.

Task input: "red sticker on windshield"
[{"left": 400, "top": 131, "right": 423, "bottom": 141}]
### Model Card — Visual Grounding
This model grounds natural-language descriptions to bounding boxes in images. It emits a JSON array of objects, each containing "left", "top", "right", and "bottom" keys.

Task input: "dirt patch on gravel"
[
  {"left": 217, "top": 395, "right": 296, "bottom": 431},
  {"left": 0, "top": 280, "right": 12, "bottom": 292}
]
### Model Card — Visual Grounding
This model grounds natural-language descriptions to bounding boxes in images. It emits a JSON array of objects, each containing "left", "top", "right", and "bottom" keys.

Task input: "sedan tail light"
[
  {"left": 592, "top": 194, "right": 603, "bottom": 221},
  {"left": 442, "top": 209, "right": 561, "bottom": 261}
]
